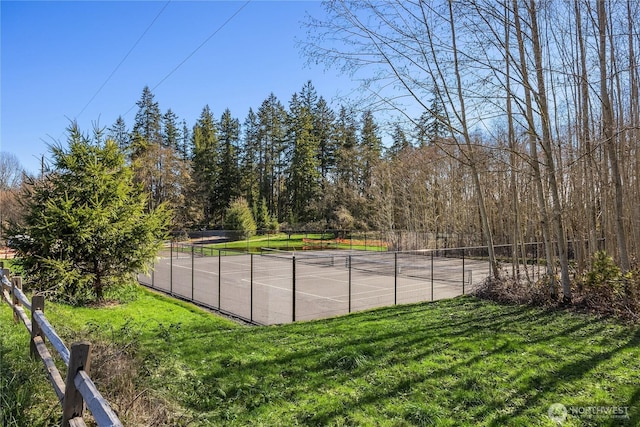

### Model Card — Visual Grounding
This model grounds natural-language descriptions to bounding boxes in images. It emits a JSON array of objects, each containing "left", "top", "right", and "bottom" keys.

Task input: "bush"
[
  {"left": 224, "top": 198, "right": 256, "bottom": 240},
  {"left": 474, "top": 251, "right": 640, "bottom": 321},
  {"left": 578, "top": 251, "right": 639, "bottom": 319}
]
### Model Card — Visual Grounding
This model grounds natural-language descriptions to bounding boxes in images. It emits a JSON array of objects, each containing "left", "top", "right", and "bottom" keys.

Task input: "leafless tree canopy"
[
  {"left": 304, "top": 0, "right": 640, "bottom": 294},
  {"left": 0, "top": 151, "right": 23, "bottom": 191}
]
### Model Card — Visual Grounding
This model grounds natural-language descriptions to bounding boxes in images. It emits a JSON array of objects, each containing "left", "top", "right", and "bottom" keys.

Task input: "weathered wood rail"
[{"left": 0, "top": 264, "right": 123, "bottom": 427}]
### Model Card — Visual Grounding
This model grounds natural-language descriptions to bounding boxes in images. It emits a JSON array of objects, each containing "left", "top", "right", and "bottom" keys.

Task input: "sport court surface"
[{"left": 138, "top": 247, "right": 505, "bottom": 325}]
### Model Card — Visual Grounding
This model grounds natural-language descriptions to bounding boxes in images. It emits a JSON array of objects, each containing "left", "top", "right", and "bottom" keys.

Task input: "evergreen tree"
[
  {"left": 413, "top": 111, "right": 431, "bottom": 148},
  {"left": 155, "top": 111, "right": 191, "bottom": 227},
  {"left": 224, "top": 197, "right": 256, "bottom": 240},
  {"left": 334, "top": 105, "right": 360, "bottom": 187},
  {"left": 190, "top": 105, "right": 220, "bottom": 226},
  {"left": 287, "top": 95, "right": 321, "bottom": 223},
  {"left": 254, "top": 197, "right": 272, "bottom": 231},
  {"left": 388, "top": 123, "right": 411, "bottom": 159},
  {"left": 359, "top": 110, "right": 382, "bottom": 193},
  {"left": 331, "top": 105, "right": 362, "bottom": 224},
  {"left": 180, "top": 119, "right": 191, "bottom": 161},
  {"left": 216, "top": 109, "right": 242, "bottom": 217},
  {"left": 299, "top": 80, "right": 318, "bottom": 111},
  {"left": 162, "top": 109, "right": 181, "bottom": 149},
  {"left": 240, "top": 108, "right": 260, "bottom": 206},
  {"left": 7, "top": 123, "right": 169, "bottom": 303},
  {"left": 131, "top": 86, "right": 162, "bottom": 153},
  {"left": 426, "top": 89, "right": 447, "bottom": 145},
  {"left": 295, "top": 81, "right": 337, "bottom": 182},
  {"left": 130, "top": 86, "right": 165, "bottom": 210},
  {"left": 257, "top": 94, "right": 288, "bottom": 220},
  {"left": 107, "top": 115, "right": 129, "bottom": 153},
  {"left": 414, "top": 90, "right": 448, "bottom": 147},
  {"left": 314, "top": 96, "right": 337, "bottom": 182}
]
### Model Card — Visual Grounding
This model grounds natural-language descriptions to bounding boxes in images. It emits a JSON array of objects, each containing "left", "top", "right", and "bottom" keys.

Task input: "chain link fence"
[{"left": 138, "top": 242, "right": 535, "bottom": 325}]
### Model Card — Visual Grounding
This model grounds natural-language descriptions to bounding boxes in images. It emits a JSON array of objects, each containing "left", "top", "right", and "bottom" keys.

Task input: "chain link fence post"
[
  {"left": 348, "top": 255, "right": 352, "bottom": 313},
  {"left": 191, "top": 245, "right": 195, "bottom": 301},
  {"left": 431, "top": 250, "right": 434, "bottom": 301},
  {"left": 462, "top": 248, "right": 465, "bottom": 295},
  {"left": 292, "top": 255, "right": 296, "bottom": 322},
  {"left": 394, "top": 252, "right": 398, "bottom": 305},
  {"left": 250, "top": 253, "right": 254, "bottom": 323}
]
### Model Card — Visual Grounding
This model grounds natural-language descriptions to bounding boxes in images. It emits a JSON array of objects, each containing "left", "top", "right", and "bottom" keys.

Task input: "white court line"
[
  {"left": 330, "top": 280, "right": 459, "bottom": 299},
  {"left": 348, "top": 284, "right": 461, "bottom": 303},
  {"left": 167, "top": 263, "right": 218, "bottom": 275},
  {"left": 165, "top": 260, "right": 257, "bottom": 277},
  {"left": 242, "top": 278, "right": 345, "bottom": 303}
]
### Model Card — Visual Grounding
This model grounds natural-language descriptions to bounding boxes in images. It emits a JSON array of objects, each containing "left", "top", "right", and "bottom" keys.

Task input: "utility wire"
[
  {"left": 74, "top": 1, "right": 172, "bottom": 121},
  {"left": 123, "top": 0, "right": 252, "bottom": 117}
]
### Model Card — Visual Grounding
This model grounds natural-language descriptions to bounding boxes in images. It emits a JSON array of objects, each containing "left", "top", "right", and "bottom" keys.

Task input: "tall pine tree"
[
  {"left": 216, "top": 109, "right": 242, "bottom": 218},
  {"left": 287, "top": 94, "right": 321, "bottom": 223},
  {"left": 331, "top": 105, "right": 361, "bottom": 223},
  {"left": 388, "top": 123, "right": 411, "bottom": 159},
  {"left": 131, "top": 86, "right": 162, "bottom": 154},
  {"left": 257, "top": 94, "right": 288, "bottom": 221},
  {"left": 162, "top": 109, "right": 181, "bottom": 149},
  {"left": 314, "top": 96, "right": 337, "bottom": 182},
  {"left": 131, "top": 87, "right": 164, "bottom": 210},
  {"left": 240, "top": 108, "right": 260, "bottom": 207},
  {"left": 190, "top": 105, "right": 220, "bottom": 226},
  {"left": 107, "top": 116, "right": 129, "bottom": 153},
  {"left": 359, "top": 110, "right": 382, "bottom": 195}
]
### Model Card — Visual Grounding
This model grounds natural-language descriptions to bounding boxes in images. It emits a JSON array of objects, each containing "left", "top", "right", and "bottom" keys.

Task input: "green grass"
[
  {"left": 198, "top": 232, "right": 388, "bottom": 253},
  {"left": 1, "top": 286, "right": 639, "bottom": 426},
  {"left": 1, "top": 303, "right": 60, "bottom": 426}
]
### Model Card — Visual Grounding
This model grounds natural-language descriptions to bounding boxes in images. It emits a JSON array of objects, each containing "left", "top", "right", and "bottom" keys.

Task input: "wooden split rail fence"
[{"left": 0, "top": 264, "right": 123, "bottom": 427}]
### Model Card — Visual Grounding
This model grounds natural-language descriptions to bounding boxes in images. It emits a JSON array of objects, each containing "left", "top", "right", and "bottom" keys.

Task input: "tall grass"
[{"left": 0, "top": 308, "right": 59, "bottom": 426}]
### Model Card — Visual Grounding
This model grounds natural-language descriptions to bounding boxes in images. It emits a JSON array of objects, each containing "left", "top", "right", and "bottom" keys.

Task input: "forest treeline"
[{"left": 107, "top": 82, "right": 410, "bottom": 233}]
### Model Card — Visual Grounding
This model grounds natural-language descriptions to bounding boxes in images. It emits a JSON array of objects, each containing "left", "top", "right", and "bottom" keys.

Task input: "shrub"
[
  {"left": 579, "top": 251, "right": 638, "bottom": 318},
  {"left": 224, "top": 198, "right": 256, "bottom": 240},
  {"left": 474, "top": 251, "right": 640, "bottom": 321}
]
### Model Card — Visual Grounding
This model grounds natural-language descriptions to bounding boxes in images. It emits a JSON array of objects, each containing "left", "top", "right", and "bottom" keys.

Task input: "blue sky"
[{"left": 1, "top": 0, "right": 363, "bottom": 175}]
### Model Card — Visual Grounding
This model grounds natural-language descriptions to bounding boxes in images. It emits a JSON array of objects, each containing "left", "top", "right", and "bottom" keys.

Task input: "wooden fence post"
[
  {"left": 1, "top": 267, "right": 10, "bottom": 284},
  {"left": 11, "top": 276, "right": 22, "bottom": 324},
  {"left": 30, "top": 295, "right": 45, "bottom": 359},
  {"left": 62, "top": 341, "right": 92, "bottom": 427}
]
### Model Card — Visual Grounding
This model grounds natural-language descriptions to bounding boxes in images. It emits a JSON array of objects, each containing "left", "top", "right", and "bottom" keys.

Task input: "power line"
[
  {"left": 74, "top": 1, "right": 172, "bottom": 121},
  {"left": 123, "top": 0, "right": 252, "bottom": 118}
]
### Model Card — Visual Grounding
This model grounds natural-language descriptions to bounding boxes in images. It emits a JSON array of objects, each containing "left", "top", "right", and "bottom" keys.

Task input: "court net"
[{"left": 260, "top": 248, "right": 475, "bottom": 282}]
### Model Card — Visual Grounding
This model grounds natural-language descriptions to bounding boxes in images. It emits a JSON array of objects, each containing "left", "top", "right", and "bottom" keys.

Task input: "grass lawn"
[
  {"left": 197, "top": 232, "right": 388, "bottom": 253},
  {"left": 1, "top": 285, "right": 639, "bottom": 426}
]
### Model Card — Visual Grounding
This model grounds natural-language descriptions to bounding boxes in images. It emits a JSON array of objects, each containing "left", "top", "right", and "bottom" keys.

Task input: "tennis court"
[{"left": 138, "top": 246, "right": 496, "bottom": 324}]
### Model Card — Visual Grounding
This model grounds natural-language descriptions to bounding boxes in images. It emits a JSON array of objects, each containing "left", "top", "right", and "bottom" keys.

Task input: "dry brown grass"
[{"left": 64, "top": 332, "right": 195, "bottom": 426}]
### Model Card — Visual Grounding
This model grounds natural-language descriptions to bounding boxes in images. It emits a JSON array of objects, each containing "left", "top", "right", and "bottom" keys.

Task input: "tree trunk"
[
  {"left": 528, "top": 0, "right": 572, "bottom": 302},
  {"left": 447, "top": 0, "right": 499, "bottom": 279},
  {"left": 503, "top": 3, "right": 529, "bottom": 283},
  {"left": 575, "top": 0, "right": 599, "bottom": 258},
  {"left": 512, "top": 0, "right": 556, "bottom": 291},
  {"left": 598, "top": 0, "right": 630, "bottom": 272}
]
